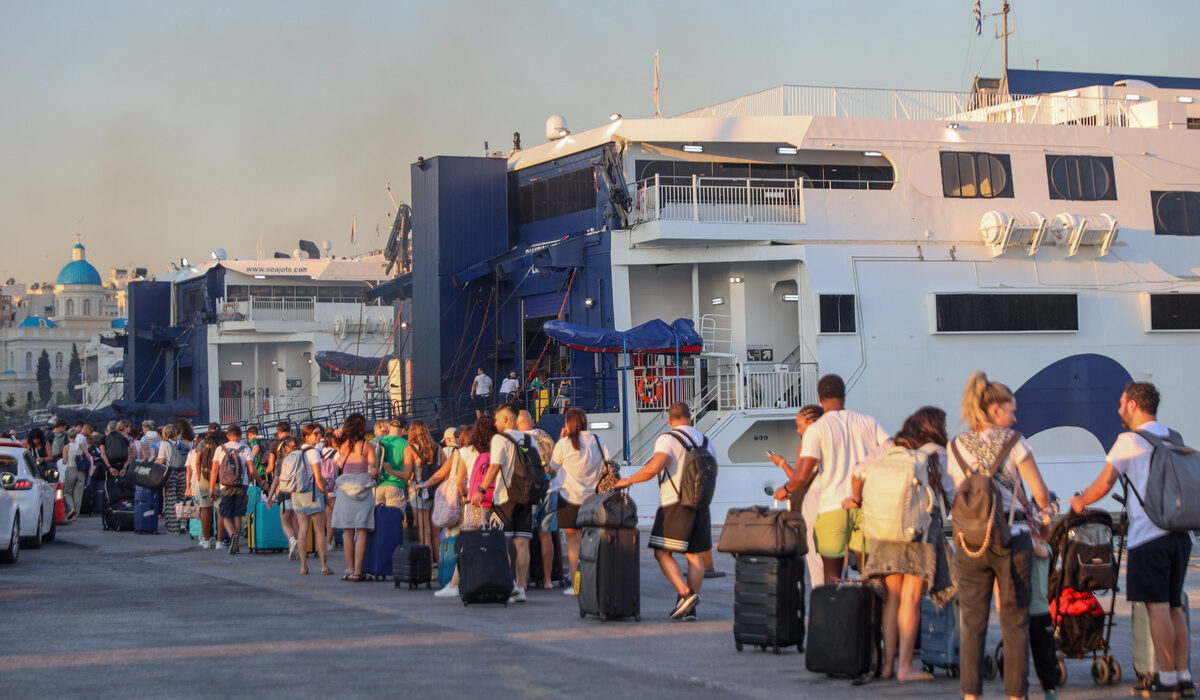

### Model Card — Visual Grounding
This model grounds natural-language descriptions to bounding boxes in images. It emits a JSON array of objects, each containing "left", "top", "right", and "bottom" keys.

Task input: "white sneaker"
[
  {"left": 562, "top": 587, "right": 576, "bottom": 596},
  {"left": 433, "top": 584, "right": 459, "bottom": 598},
  {"left": 287, "top": 538, "right": 298, "bottom": 561},
  {"left": 509, "top": 587, "right": 527, "bottom": 603},
  {"left": 198, "top": 539, "right": 211, "bottom": 549}
]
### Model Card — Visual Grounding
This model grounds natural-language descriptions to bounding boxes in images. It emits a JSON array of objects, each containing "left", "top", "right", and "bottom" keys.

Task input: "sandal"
[
  {"left": 897, "top": 671, "right": 935, "bottom": 683},
  {"left": 341, "top": 573, "right": 355, "bottom": 581},
  {"left": 321, "top": 567, "right": 334, "bottom": 575}
]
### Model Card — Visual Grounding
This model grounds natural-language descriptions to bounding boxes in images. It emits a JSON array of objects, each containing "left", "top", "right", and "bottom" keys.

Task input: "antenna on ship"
[
  {"left": 654, "top": 49, "right": 661, "bottom": 118},
  {"left": 990, "top": 2, "right": 1014, "bottom": 94}
]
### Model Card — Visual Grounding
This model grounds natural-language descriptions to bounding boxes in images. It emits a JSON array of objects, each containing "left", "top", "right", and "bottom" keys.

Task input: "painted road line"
[
  {"left": 508, "top": 619, "right": 730, "bottom": 642},
  {"left": 0, "top": 631, "right": 481, "bottom": 672}
]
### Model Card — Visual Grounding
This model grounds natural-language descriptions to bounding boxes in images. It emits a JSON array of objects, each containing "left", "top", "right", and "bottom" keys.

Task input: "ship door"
[{"left": 521, "top": 292, "right": 570, "bottom": 417}]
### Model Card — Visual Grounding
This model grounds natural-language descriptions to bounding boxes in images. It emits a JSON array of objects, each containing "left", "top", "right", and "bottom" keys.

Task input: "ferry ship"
[{"left": 401, "top": 67, "right": 1200, "bottom": 514}]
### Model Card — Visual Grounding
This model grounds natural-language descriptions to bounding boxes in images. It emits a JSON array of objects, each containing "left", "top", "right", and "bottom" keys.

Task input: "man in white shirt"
[
  {"left": 1071, "top": 382, "right": 1192, "bottom": 698},
  {"left": 209, "top": 424, "right": 254, "bottom": 555},
  {"left": 471, "top": 368, "right": 493, "bottom": 418},
  {"left": 615, "top": 402, "right": 716, "bottom": 620},
  {"left": 472, "top": 404, "right": 533, "bottom": 602},
  {"left": 773, "top": 374, "right": 889, "bottom": 585},
  {"left": 499, "top": 372, "right": 521, "bottom": 405}
]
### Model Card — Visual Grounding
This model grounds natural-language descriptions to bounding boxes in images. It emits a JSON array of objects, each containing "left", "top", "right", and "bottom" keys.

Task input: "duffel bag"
[
  {"left": 127, "top": 460, "right": 170, "bottom": 490},
  {"left": 716, "top": 505, "right": 807, "bottom": 557},
  {"left": 577, "top": 489, "right": 638, "bottom": 529}
]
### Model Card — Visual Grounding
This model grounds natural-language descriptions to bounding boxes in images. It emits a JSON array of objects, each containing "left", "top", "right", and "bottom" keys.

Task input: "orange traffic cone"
[{"left": 55, "top": 482, "right": 68, "bottom": 524}]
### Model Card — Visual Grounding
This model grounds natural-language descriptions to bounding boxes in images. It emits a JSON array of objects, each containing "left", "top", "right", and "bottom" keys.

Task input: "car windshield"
[{"left": 0, "top": 455, "right": 17, "bottom": 475}]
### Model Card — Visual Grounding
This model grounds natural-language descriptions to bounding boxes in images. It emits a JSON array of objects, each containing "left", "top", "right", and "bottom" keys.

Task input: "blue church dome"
[
  {"left": 56, "top": 241, "right": 102, "bottom": 286},
  {"left": 19, "top": 316, "right": 57, "bottom": 328}
]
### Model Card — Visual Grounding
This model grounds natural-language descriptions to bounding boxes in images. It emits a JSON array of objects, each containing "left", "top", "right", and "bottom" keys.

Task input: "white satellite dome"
[{"left": 545, "top": 115, "right": 569, "bottom": 141}]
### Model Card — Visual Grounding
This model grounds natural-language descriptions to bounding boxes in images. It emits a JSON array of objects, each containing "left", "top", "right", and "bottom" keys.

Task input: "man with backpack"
[
  {"left": 1071, "top": 382, "right": 1193, "bottom": 698},
  {"left": 615, "top": 402, "right": 718, "bottom": 620},
  {"left": 209, "top": 424, "right": 254, "bottom": 555},
  {"left": 471, "top": 404, "right": 544, "bottom": 603},
  {"left": 266, "top": 421, "right": 301, "bottom": 558},
  {"left": 773, "top": 374, "right": 889, "bottom": 585}
]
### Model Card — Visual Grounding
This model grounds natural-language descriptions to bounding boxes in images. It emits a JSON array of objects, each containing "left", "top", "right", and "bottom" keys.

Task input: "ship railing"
[
  {"left": 738, "top": 361, "right": 819, "bottom": 410},
  {"left": 632, "top": 174, "right": 806, "bottom": 225},
  {"left": 217, "top": 296, "right": 317, "bottom": 323},
  {"left": 675, "top": 85, "right": 1139, "bottom": 127},
  {"left": 697, "top": 314, "right": 732, "bottom": 356}
]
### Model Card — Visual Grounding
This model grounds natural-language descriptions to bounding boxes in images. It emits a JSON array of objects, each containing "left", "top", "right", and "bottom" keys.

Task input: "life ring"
[
  {"left": 262, "top": 398, "right": 270, "bottom": 413},
  {"left": 636, "top": 376, "right": 663, "bottom": 404},
  {"left": 222, "top": 302, "right": 238, "bottom": 317}
]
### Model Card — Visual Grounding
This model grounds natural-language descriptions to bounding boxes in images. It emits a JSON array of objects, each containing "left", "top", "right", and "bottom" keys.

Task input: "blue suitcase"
[
  {"left": 363, "top": 505, "right": 404, "bottom": 579},
  {"left": 439, "top": 536, "right": 457, "bottom": 587},
  {"left": 134, "top": 485, "right": 158, "bottom": 533},
  {"left": 920, "top": 596, "right": 960, "bottom": 676},
  {"left": 248, "top": 500, "right": 288, "bottom": 552}
]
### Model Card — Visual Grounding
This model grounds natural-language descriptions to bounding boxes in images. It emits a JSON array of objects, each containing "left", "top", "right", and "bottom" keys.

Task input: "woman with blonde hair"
[
  {"left": 154, "top": 424, "right": 188, "bottom": 534},
  {"left": 948, "top": 371, "right": 1052, "bottom": 700},
  {"left": 404, "top": 419, "right": 444, "bottom": 560},
  {"left": 293, "top": 423, "right": 334, "bottom": 575}
]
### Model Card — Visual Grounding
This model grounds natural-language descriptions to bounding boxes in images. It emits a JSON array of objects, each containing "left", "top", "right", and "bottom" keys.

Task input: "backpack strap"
[{"left": 660, "top": 429, "right": 699, "bottom": 497}]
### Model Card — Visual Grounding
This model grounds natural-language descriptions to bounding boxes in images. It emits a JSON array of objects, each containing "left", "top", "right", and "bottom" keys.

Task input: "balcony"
[
  {"left": 218, "top": 296, "right": 316, "bottom": 325},
  {"left": 632, "top": 175, "right": 806, "bottom": 226}
]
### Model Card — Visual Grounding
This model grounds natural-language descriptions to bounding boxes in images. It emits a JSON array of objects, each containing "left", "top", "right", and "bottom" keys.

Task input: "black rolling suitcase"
[
  {"left": 733, "top": 553, "right": 805, "bottom": 653},
  {"left": 103, "top": 500, "right": 135, "bottom": 532},
  {"left": 805, "top": 575, "right": 882, "bottom": 680},
  {"left": 577, "top": 526, "right": 640, "bottom": 621},
  {"left": 393, "top": 543, "right": 433, "bottom": 589},
  {"left": 455, "top": 528, "right": 514, "bottom": 606}
]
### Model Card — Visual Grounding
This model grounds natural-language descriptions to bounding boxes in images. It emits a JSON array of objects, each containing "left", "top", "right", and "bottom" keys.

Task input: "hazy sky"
[{"left": 2, "top": 0, "right": 1197, "bottom": 284}]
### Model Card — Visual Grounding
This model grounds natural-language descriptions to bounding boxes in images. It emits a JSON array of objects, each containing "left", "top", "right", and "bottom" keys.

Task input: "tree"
[
  {"left": 36, "top": 350, "right": 51, "bottom": 406},
  {"left": 68, "top": 343, "right": 83, "bottom": 403},
  {"left": 3, "top": 394, "right": 13, "bottom": 411}
]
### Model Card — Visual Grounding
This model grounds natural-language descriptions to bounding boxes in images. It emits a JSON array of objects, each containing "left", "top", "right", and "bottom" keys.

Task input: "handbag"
[
  {"left": 175, "top": 498, "right": 200, "bottom": 521},
  {"left": 593, "top": 435, "right": 620, "bottom": 493},
  {"left": 716, "top": 505, "right": 807, "bottom": 557},
  {"left": 431, "top": 477, "right": 462, "bottom": 528},
  {"left": 577, "top": 489, "right": 638, "bottom": 529}
]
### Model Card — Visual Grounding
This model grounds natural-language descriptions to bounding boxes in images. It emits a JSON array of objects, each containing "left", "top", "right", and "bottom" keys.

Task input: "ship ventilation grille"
[
  {"left": 1052, "top": 213, "right": 1119, "bottom": 257},
  {"left": 979, "top": 211, "right": 1048, "bottom": 258}
]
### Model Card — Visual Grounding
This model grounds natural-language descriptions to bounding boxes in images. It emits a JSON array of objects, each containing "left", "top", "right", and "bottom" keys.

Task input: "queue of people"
[{"left": 20, "top": 368, "right": 1191, "bottom": 698}]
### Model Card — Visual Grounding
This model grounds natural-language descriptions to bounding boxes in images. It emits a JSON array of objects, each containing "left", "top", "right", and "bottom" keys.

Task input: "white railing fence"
[
  {"left": 218, "top": 297, "right": 317, "bottom": 323},
  {"left": 675, "top": 85, "right": 1139, "bottom": 128},
  {"left": 633, "top": 175, "right": 806, "bottom": 225}
]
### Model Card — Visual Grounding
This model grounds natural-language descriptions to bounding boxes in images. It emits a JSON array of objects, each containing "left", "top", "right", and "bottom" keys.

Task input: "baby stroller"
[
  {"left": 990, "top": 507, "right": 1125, "bottom": 687},
  {"left": 1045, "top": 508, "right": 1124, "bottom": 685}
]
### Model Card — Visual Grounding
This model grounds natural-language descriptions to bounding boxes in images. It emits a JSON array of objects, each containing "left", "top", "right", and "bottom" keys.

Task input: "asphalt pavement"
[{"left": 2, "top": 515, "right": 1197, "bottom": 699}]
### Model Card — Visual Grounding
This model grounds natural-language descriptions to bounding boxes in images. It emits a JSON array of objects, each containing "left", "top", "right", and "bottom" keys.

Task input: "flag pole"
[{"left": 654, "top": 50, "right": 661, "bottom": 119}]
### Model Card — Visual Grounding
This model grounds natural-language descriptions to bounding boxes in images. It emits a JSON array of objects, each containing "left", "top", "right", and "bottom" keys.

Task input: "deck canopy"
[
  {"left": 314, "top": 350, "right": 396, "bottom": 376},
  {"left": 542, "top": 318, "right": 702, "bottom": 354}
]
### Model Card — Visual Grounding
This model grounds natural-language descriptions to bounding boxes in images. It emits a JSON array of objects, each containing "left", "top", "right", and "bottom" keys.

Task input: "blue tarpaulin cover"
[
  {"left": 542, "top": 318, "right": 702, "bottom": 354},
  {"left": 314, "top": 351, "right": 396, "bottom": 376}
]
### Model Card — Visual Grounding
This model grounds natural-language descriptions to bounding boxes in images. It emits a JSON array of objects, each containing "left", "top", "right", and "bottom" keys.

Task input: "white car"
[
  {"left": 0, "top": 474, "right": 17, "bottom": 563},
  {"left": 0, "top": 440, "right": 58, "bottom": 549}
]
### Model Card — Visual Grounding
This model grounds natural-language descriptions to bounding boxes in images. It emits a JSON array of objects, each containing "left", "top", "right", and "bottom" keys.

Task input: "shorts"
[
  {"left": 534, "top": 491, "right": 558, "bottom": 533},
  {"left": 192, "top": 479, "right": 216, "bottom": 508},
  {"left": 813, "top": 508, "right": 868, "bottom": 559},
  {"left": 557, "top": 499, "right": 581, "bottom": 530},
  {"left": 1127, "top": 531, "right": 1191, "bottom": 606},
  {"left": 218, "top": 487, "right": 248, "bottom": 519},
  {"left": 648, "top": 504, "right": 711, "bottom": 554},
  {"left": 375, "top": 484, "right": 408, "bottom": 509},
  {"left": 471, "top": 394, "right": 488, "bottom": 410},
  {"left": 489, "top": 500, "right": 533, "bottom": 539}
]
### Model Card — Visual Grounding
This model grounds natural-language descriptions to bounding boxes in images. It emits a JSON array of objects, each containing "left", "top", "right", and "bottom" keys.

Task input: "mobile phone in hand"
[{"left": 764, "top": 450, "right": 777, "bottom": 458}]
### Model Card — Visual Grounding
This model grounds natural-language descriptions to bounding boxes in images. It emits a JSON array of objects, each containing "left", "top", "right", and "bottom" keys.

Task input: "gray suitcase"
[
  {"left": 578, "top": 526, "right": 640, "bottom": 621},
  {"left": 1132, "top": 597, "right": 1190, "bottom": 684}
]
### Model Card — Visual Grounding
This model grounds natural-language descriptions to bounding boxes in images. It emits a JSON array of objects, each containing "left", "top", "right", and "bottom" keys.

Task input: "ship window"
[
  {"left": 319, "top": 365, "right": 341, "bottom": 383},
  {"left": 1187, "top": 118, "right": 1200, "bottom": 130},
  {"left": 819, "top": 294, "right": 856, "bottom": 333},
  {"left": 1150, "top": 293, "right": 1200, "bottom": 330},
  {"left": 940, "top": 152, "right": 1013, "bottom": 198},
  {"left": 935, "top": 294, "right": 1077, "bottom": 332},
  {"left": 1046, "top": 155, "right": 1117, "bottom": 201},
  {"left": 226, "top": 285, "right": 249, "bottom": 301},
  {"left": 633, "top": 160, "right": 894, "bottom": 190},
  {"left": 518, "top": 166, "right": 597, "bottom": 225},
  {"left": 1151, "top": 191, "right": 1200, "bottom": 236}
]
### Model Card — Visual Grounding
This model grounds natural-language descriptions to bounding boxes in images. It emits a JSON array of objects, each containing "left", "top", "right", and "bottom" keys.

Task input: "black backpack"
[
  {"left": 664, "top": 429, "right": 718, "bottom": 509},
  {"left": 499, "top": 432, "right": 549, "bottom": 506}
]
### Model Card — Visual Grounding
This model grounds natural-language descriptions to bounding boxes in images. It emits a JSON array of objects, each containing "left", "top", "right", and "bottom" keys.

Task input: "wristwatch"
[{"left": 477, "top": 487, "right": 486, "bottom": 494}]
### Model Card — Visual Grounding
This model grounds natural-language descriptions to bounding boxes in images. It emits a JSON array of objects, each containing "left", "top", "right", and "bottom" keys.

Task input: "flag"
[
  {"left": 652, "top": 50, "right": 662, "bottom": 118},
  {"left": 350, "top": 214, "right": 356, "bottom": 244},
  {"left": 974, "top": 0, "right": 982, "bottom": 35}
]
